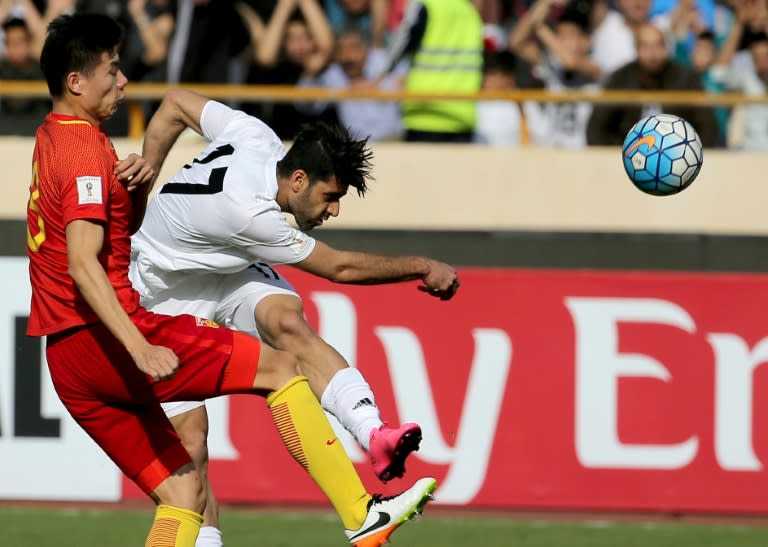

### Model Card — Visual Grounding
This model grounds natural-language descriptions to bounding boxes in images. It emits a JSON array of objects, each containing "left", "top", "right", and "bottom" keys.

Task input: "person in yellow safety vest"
[{"left": 381, "top": 0, "right": 483, "bottom": 142}]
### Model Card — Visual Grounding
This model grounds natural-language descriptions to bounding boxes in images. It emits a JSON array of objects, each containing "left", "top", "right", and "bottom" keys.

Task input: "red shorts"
[{"left": 45, "top": 307, "right": 261, "bottom": 495}]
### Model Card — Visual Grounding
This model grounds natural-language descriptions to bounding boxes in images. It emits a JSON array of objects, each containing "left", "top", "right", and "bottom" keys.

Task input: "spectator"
[
  {"left": 476, "top": 0, "right": 514, "bottom": 30},
  {"left": 324, "top": 0, "right": 389, "bottom": 47},
  {"left": 166, "top": 0, "right": 249, "bottom": 84},
  {"left": 385, "top": 0, "right": 407, "bottom": 34},
  {"left": 510, "top": 0, "right": 600, "bottom": 147},
  {"left": 382, "top": 0, "right": 484, "bottom": 143},
  {"left": 122, "top": 0, "right": 175, "bottom": 83},
  {"left": 126, "top": 0, "right": 176, "bottom": 132},
  {"left": 508, "top": 0, "right": 568, "bottom": 89},
  {"left": 0, "top": 0, "right": 21, "bottom": 59},
  {"left": 0, "top": 0, "right": 75, "bottom": 60},
  {"left": 710, "top": 0, "right": 768, "bottom": 150},
  {"left": 591, "top": 0, "right": 654, "bottom": 78},
  {"left": 587, "top": 22, "right": 719, "bottom": 147},
  {"left": 652, "top": 0, "right": 716, "bottom": 33},
  {"left": 299, "top": 24, "right": 404, "bottom": 141},
  {"left": 476, "top": 0, "right": 509, "bottom": 54},
  {"left": 237, "top": 0, "right": 335, "bottom": 139},
  {"left": 474, "top": 50, "right": 523, "bottom": 146},
  {"left": 674, "top": 25, "right": 729, "bottom": 146},
  {"left": 74, "top": 0, "right": 130, "bottom": 28},
  {"left": 663, "top": 0, "right": 711, "bottom": 52},
  {"left": 507, "top": 0, "right": 566, "bottom": 56},
  {"left": 674, "top": 25, "right": 716, "bottom": 70},
  {"left": 0, "top": 17, "right": 49, "bottom": 135}
]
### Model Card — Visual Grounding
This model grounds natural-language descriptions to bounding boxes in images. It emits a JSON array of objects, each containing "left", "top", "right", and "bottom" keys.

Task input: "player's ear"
[
  {"left": 290, "top": 169, "right": 309, "bottom": 193},
  {"left": 66, "top": 71, "right": 84, "bottom": 96}
]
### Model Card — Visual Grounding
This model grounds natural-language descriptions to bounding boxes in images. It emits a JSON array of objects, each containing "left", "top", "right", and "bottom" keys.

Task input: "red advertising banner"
[{"left": 123, "top": 268, "right": 768, "bottom": 513}]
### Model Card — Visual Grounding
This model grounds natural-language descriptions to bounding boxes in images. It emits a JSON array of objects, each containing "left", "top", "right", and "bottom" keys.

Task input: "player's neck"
[{"left": 51, "top": 98, "right": 99, "bottom": 126}]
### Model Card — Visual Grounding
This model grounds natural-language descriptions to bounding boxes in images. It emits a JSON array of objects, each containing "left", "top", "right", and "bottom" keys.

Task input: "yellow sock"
[
  {"left": 268, "top": 375, "right": 371, "bottom": 530},
  {"left": 145, "top": 504, "right": 202, "bottom": 547}
]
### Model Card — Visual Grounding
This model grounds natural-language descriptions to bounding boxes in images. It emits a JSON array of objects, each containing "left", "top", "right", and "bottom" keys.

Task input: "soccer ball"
[{"left": 622, "top": 114, "right": 703, "bottom": 196}]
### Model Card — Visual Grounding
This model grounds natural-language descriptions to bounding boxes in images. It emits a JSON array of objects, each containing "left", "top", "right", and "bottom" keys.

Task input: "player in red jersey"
[{"left": 28, "top": 13, "right": 435, "bottom": 547}]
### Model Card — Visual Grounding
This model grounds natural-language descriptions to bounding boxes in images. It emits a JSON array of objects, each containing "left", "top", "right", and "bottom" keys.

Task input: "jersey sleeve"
[
  {"left": 200, "top": 100, "right": 283, "bottom": 149},
  {"left": 200, "top": 100, "right": 244, "bottom": 141},
  {"left": 59, "top": 134, "right": 112, "bottom": 227},
  {"left": 231, "top": 208, "right": 317, "bottom": 265}
]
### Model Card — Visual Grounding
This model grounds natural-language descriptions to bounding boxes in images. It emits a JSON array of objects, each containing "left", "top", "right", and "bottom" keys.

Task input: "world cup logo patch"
[{"left": 195, "top": 317, "right": 220, "bottom": 328}]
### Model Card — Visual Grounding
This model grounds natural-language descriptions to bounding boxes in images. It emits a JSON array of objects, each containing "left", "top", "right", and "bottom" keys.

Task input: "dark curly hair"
[
  {"left": 277, "top": 120, "right": 373, "bottom": 197},
  {"left": 40, "top": 13, "right": 124, "bottom": 97}
]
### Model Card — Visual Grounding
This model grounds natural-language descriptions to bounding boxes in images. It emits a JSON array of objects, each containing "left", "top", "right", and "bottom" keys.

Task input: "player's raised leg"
[
  {"left": 246, "top": 292, "right": 421, "bottom": 482},
  {"left": 218, "top": 330, "right": 437, "bottom": 545},
  {"left": 227, "top": 332, "right": 371, "bottom": 528}
]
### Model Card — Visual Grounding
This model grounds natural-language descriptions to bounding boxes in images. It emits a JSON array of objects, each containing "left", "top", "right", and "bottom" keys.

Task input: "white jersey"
[{"left": 131, "top": 101, "right": 316, "bottom": 296}]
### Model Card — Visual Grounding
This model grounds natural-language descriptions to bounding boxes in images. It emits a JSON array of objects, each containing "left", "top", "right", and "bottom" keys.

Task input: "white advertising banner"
[{"left": 0, "top": 257, "right": 120, "bottom": 501}]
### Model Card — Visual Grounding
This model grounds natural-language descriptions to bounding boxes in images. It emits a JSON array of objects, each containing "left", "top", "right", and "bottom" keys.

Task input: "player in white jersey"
[{"left": 130, "top": 89, "right": 459, "bottom": 546}]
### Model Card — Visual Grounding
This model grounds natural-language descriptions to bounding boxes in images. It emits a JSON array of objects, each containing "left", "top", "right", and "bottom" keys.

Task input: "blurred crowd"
[{"left": 0, "top": 0, "right": 767, "bottom": 149}]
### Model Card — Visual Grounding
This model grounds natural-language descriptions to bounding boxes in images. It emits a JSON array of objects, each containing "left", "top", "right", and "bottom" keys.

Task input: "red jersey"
[{"left": 27, "top": 113, "right": 140, "bottom": 336}]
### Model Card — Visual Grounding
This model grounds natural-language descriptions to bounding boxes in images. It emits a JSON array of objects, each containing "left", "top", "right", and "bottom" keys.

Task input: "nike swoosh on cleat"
[
  {"left": 326, "top": 438, "right": 337, "bottom": 446},
  {"left": 348, "top": 512, "right": 391, "bottom": 541}
]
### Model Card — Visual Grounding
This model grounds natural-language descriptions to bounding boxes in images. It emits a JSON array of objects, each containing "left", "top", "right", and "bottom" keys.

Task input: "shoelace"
[{"left": 367, "top": 493, "right": 398, "bottom": 509}]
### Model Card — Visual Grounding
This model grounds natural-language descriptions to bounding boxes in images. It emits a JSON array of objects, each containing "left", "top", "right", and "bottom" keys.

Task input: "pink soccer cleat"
[{"left": 369, "top": 423, "right": 422, "bottom": 482}]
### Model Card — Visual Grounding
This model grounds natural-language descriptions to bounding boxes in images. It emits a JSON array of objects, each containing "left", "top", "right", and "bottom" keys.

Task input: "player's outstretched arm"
[{"left": 293, "top": 240, "right": 460, "bottom": 300}]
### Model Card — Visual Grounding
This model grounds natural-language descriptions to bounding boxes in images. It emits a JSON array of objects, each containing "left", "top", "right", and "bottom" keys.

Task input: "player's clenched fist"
[
  {"left": 131, "top": 344, "right": 180, "bottom": 382},
  {"left": 418, "top": 260, "right": 460, "bottom": 301}
]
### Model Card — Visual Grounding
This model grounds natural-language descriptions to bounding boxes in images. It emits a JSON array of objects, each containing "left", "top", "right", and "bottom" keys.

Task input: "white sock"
[
  {"left": 196, "top": 526, "right": 223, "bottom": 547},
  {"left": 320, "top": 367, "right": 383, "bottom": 451}
]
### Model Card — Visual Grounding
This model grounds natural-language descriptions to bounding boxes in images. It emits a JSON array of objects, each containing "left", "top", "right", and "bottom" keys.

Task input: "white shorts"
[
  {"left": 139, "top": 261, "right": 299, "bottom": 337},
  {"left": 162, "top": 400, "right": 206, "bottom": 419},
  {"left": 134, "top": 261, "right": 300, "bottom": 418}
]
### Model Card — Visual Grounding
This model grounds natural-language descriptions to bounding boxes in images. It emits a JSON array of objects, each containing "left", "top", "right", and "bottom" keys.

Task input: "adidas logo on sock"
[{"left": 353, "top": 398, "right": 374, "bottom": 410}]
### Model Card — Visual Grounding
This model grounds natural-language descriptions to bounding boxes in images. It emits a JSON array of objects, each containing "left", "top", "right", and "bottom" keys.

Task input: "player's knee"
[
  {"left": 171, "top": 408, "right": 210, "bottom": 472},
  {"left": 274, "top": 308, "right": 316, "bottom": 346},
  {"left": 179, "top": 427, "right": 209, "bottom": 472}
]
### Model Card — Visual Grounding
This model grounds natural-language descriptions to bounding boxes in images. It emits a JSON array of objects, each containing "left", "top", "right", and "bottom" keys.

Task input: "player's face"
[
  {"left": 292, "top": 175, "right": 348, "bottom": 231},
  {"left": 76, "top": 51, "right": 127, "bottom": 123}
]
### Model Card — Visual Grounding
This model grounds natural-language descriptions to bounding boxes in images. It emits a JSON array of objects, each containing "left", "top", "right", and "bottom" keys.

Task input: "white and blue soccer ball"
[{"left": 622, "top": 114, "right": 703, "bottom": 196}]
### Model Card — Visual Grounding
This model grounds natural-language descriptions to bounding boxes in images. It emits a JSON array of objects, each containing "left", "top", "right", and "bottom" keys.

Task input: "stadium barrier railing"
[{"left": 0, "top": 80, "right": 764, "bottom": 139}]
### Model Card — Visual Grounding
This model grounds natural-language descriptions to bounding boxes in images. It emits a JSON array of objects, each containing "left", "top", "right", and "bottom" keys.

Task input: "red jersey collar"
[{"left": 48, "top": 113, "right": 94, "bottom": 125}]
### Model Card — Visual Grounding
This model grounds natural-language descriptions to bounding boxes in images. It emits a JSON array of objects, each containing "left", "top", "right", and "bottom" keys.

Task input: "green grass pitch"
[{"left": 1, "top": 505, "right": 767, "bottom": 546}]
